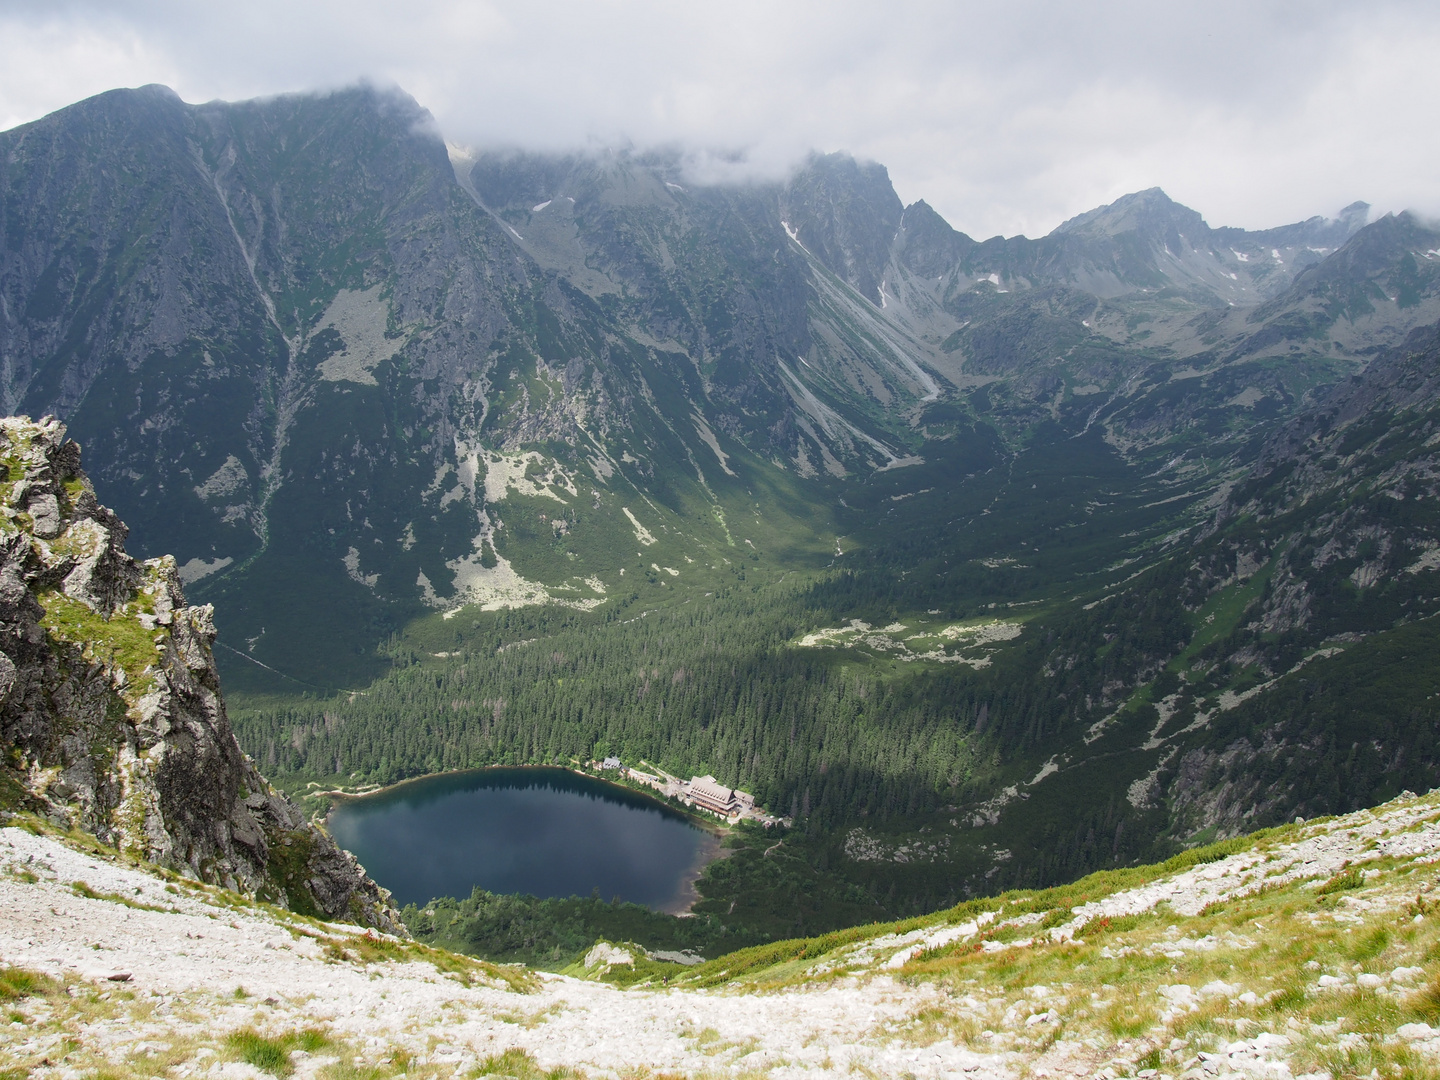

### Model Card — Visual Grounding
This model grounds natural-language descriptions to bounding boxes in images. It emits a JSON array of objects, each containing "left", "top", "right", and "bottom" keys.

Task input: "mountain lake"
[{"left": 327, "top": 767, "right": 720, "bottom": 911}]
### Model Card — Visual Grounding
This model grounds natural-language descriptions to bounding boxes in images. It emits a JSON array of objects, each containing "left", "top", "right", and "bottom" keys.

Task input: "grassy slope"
[
  {"left": 586, "top": 793, "right": 1440, "bottom": 1080},
  {"left": 11, "top": 792, "right": 1440, "bottom": 1079}
]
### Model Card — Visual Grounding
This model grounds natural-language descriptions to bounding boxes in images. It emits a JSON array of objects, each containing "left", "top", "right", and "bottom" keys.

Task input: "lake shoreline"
[
  {"left": 320, "top": 764, "right": 730, "bottom": 915},
  {"left": 319, "top": 763, "right": 730, "bottom": 834}
]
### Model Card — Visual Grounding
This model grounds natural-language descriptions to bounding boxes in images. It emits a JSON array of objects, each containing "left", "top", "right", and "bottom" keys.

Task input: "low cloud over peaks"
[{"left": 1, "top": 0, "right": 1438, "bottom": 236}]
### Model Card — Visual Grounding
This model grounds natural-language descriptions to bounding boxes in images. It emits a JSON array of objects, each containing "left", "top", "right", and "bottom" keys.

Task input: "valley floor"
[{"left": 7, "top": 796, "right": 1440, "bottom": 1079}]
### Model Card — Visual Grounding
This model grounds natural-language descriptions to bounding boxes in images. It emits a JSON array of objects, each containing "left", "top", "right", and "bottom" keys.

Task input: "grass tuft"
[
  {"left": 1408, "top": 977, "right": 1440, "bottom": 1023},
  {"left": 0, "top": 964, "right": 58, "bottom": 1001},
  {"left": 469, "top": 1047, "right": 581, "bottom": 1080},
  {"left": 226, "top": 1031, "right": 292, "bottom": 1077},
  {"left": 224, "top": 1028, "right": 332, "bottom": 1077}
]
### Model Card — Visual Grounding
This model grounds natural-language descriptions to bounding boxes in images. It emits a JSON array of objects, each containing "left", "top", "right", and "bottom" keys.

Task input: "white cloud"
[{"left": 0, "top": 0, "right": 1437, "bottom": 237}]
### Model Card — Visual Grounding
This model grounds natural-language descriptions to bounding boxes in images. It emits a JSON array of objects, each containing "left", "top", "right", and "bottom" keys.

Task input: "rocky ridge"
[{"left": 0, "top": 415, "right": 399, "bottom": 932}]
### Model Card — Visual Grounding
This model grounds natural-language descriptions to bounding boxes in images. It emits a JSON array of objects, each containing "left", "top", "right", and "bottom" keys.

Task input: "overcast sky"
[{"left": 1, "top": 0, "right": 1437, "bottom": 239}]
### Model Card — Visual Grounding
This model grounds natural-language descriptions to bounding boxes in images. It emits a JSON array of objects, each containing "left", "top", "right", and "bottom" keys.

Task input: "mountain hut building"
[{"left": 685, "top": 775, "right": 754, "bottom": 817}]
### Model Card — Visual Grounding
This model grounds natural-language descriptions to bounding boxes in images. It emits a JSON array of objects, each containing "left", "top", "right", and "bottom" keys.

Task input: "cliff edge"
[{"left": 0, "top": 416, "right": 401, "bottom": 932}]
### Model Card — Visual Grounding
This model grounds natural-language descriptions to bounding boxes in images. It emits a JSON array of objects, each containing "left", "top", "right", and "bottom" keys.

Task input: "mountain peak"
[
  {"left": 1050, "top": 187, "right": 1207, "bottom": 240},
  {"left": 781, "top": 152, "right": 904, "bottom": 304},
  {"left": 1337, "top": 200, "right": 1372, "bottom": 226},
  {"left": 896, "top": 199, "right": 974, "bottom": 278}
]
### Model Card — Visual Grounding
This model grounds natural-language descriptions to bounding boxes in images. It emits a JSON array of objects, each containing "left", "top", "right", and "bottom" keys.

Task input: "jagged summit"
[
  {"left": 779, "top": 152, "right": 904, "bottom": 305},
  {"left": 0, "top": 417, "right": 399, "bottom": 931}
]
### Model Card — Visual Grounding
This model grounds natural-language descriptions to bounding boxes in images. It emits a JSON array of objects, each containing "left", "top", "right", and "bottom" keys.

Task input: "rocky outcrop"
[{"left": 0, "top": 416, "right": 401, "bottom": 932}]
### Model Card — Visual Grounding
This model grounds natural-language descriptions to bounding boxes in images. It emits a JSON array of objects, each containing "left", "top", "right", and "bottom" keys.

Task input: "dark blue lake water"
[{"left": 327, "top": 767, "right": 718, "bottom": 911}]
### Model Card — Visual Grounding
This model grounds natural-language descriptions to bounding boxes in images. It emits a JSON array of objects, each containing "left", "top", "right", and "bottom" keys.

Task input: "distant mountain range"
[
  {"left": 6, "top": 83, "right": 1440, "bottom": 920},
  {"left": 4, "top": 84, "right": 1436, "bottom": 686}
]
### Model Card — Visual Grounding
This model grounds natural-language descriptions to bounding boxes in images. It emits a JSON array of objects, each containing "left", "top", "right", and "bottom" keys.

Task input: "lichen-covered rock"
[{"left": 0, "top": 416, "right": 402, "bottom": 933}]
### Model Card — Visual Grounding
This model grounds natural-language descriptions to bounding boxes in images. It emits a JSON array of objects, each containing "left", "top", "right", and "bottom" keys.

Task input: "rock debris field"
[{"left": 8, "top": 793, "right": 1440, "bottom": 1079}]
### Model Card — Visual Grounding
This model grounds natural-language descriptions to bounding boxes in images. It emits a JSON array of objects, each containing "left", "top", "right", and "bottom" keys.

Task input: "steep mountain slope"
[
  {"left": 0, "top": 416, "right": 397, "bottom": 929},
  {"left": 0, "top": 88, "right": 834, "bottom": 688},
  {"left": 465, "top": 148, "right": 941, "bottom": 460},
  {"left": 754, "top": 312, "right": 1440, "bottom": 883},
  {"left": 1148, "top": 317, "right": 1440, "bottom": 832},
  {"left": 5, "top": 91, "right": 992, "bottom": 691},
  {"left": 4, "top": 83, "right": 1411, "bottom": 696}
]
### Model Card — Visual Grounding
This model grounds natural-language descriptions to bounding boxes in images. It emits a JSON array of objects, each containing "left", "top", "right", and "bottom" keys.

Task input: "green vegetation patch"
[
  {"left": 469, "top": 1047, "right": 580, "bottom": 1080},
  {"left": 1316, "top": 867, "right": 1365, "bottom": 894},
  {"left": 224, "top": 1028, "right": 331, "bottom": 1078},
  {"left": 322, "top": 930, "right": 536, "bottom": 994},
  {"left": 0, "top": 964, "right": 60, "bottom": 1002},
  {"left": 69, "top": 879, "right": 175, "bottom": 913},
  {"left": 263, "top": 829, "right": 324, "bottom": 917},
  {"left": 0, "top": 766, "right": 43, "bottom": 814},
  {"left": 405, "top": 887, "right": 755, "bottom": 971},
  {"left": 38, "top": 588, "right": 162, "bottom": 699}
]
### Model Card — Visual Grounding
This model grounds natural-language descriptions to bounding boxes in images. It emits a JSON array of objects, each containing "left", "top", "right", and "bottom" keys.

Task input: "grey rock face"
[
  {"left": 0, "top": 416, "right": 401, "bottom": 933},
  {"left": 0, "top": 82, "right": 1421, "bottom": 693},
  {"left": 780, "top": 152, "right": 905, "bottom": 306}
]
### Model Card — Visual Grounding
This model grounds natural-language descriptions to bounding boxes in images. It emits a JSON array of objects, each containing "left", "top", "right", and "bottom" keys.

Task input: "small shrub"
[
  {"left": 1077, "top": 912, "right": 1146, "bottom": 938},
  {"left": 1317, "top": 869, "right": 1364, "bottom": 895}
]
